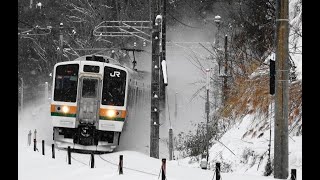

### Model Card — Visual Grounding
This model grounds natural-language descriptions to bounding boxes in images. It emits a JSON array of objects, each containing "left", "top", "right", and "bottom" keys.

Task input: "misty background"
[
  {"left": 19, "top": 0, "right": 302, "bottom": 161},
  {"left": 18, "top": 0, "right": 231, "bottom": 140}
]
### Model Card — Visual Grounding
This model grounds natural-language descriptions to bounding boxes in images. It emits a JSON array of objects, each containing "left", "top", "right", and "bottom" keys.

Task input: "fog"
[
  {"left": 18, "top": 6, "right": 224, "bottom": 157},
  {"left": 18, "top": 98, "right": 53, "bottom": 147}
]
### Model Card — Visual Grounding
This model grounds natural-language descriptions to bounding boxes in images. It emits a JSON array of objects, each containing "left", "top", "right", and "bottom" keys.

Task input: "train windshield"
[
  {"left": 53, "top": 64, "right": 79, "bottom": 102},
  {"left": 82, "top": 78, "right": 98, "bottom": 98},
  {"left": 102, "top": 66, "right": 127, "bottom": 106}
]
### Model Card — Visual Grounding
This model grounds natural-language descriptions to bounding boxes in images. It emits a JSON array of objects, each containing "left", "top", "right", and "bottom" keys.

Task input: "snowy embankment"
[{"left": 179, "top": 114, "right": 302, "bottom": 180}]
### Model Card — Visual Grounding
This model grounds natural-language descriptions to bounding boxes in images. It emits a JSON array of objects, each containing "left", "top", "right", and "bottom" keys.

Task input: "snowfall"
[{"left": 18, "top": 0, "right": 302, "bottom": 179}]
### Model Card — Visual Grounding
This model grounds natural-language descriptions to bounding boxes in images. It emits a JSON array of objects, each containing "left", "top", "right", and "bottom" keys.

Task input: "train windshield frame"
[
  {"left": 53, "top": 64, "right": 79, "bottom": 102},
  {"left": 102, "top": 66, "right": 127, "bottom": 106}
]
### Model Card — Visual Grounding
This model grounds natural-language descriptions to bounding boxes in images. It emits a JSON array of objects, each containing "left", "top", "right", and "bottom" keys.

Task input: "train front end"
[{"left": 51, "top": 56, "right": 128, "bottom": 152}]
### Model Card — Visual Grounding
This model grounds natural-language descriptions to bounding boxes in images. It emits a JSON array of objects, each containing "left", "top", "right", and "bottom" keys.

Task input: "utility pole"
[
  {"left": 168, "top": 128, "right": 173, "bottom": 160},
  {"left": 214, "top": 15, "right": 221, "bottom": 49},
  {"left": 58, "top": 22, "right": 63, "bottom": 63},
  {"left": 45, "top": 82, "right": 48, "bottom": 104},
  {"left": 150, "top": 0, "right": 167, "bottom": 159},
  {"left": 160, "top": 0, "right": 167, "bottom": 160},
  {"left": 168, "top": 92, "right": 177, "bottom": 160},
  {"left": 29, "top": 0, "right": 33, "bottom": 8},
  {"left": 150, "top": 0, "right": 161, "bottom": 159},
  {"left": 149, "top": 0, "right": 167, "bottom": 159},
  {"left": 160, "top": 0, "right": 167, "bottom": 133},
  {"left": 20, "top": 77, "right": 24, "bottom": 117},
  {"left": 274, "top": 0, "right": 289, "bottom": 179},
  {"left": 174, "top": 92, "right": 177, "bottom": 120},
  {"left": 222, "top": 35, "right": 228, "bottom": 105},
  {"left": 205, "top": 69, "right": 210, "bottom": 163}
]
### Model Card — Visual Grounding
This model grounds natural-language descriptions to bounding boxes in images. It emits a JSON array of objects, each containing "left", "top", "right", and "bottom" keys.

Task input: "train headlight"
[
  {"left": 106, "top": 110, "right": 116, "bottom": 117},
  {"left": 62, "top": 106, "right": 70, "bottom": 113}
]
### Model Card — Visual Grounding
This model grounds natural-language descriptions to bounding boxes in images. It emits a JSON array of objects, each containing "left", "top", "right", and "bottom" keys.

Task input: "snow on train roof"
[
  {"left": 72, "top": 55, "right": 149, "bottom": 74},
  {"left": 73, "top": 54, "right": 121, "bottom": 65}
]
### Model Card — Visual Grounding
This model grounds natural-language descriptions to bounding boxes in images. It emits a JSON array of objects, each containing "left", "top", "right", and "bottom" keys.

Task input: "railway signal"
[{"left": 269, "top": 59, "right": 275, "bottom": 95}]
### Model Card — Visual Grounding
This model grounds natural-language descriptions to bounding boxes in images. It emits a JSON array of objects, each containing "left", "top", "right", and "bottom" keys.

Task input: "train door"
[{"left": 77, "top": 77, "right": 101, "bottom": 125}]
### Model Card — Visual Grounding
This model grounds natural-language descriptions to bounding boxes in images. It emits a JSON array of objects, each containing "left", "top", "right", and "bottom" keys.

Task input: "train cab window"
[
  {"left": 54, "top": 64, "right": 79, "bottom": 102},
  {"left": 82, "top": 78, "right": 98, "bottom": 98},
  {"left": 102, "top": 67, "right": 127, "bottom": 106},
  {"left": 83, "top": 65, "right": 100, "bottom": 73}
]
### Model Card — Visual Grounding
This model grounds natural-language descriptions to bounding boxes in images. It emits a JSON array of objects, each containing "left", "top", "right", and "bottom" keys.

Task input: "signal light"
[{"left": 270, "top": 60, "right": 275, "bottom": 95}]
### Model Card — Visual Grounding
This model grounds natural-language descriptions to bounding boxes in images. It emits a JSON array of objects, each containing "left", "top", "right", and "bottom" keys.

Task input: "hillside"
[{"left": 175, "top": 0, "right": 302, "bottom": 178}]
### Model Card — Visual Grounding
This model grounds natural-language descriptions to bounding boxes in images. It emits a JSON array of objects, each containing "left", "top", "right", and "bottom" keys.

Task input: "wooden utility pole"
[{"left": 274, "top": 0, "right": 289, "bottom": 179}]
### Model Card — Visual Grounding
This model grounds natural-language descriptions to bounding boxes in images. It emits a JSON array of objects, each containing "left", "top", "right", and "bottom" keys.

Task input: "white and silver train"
[{"left": 51, "top": 54, "right": 150, "bottom": 152}]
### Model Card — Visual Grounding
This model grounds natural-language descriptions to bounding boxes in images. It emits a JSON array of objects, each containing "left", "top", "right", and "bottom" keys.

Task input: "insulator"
[{"left": 154, "top": 94, "right": 158, "bottom": 98}]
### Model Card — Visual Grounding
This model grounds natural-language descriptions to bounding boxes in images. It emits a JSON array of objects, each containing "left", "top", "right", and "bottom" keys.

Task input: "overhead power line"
[
  {"left": 18, "top": 19, "right": 34, "bottom": 28},
  {"left": 167, "top": 12, "right": 202, "bottom": 29}
]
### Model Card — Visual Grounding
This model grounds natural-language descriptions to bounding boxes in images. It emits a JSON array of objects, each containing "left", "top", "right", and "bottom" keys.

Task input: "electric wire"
[
  {"left": 167, "top": 12, "right": 202, "bottom": 29},
  {"left": 71, "top": 155, "right": 89, "bottom": 166},
  {"left": 98, "top": 155, "right": 159, "bottom": 177}
]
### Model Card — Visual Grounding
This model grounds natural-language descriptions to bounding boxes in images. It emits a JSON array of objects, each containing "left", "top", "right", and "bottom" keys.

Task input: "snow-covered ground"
[
  {"left": 18, "top": 143, "right": 280, "bottom": 180},
  {"left": 18, "top": 102, "right": 301, "bottom": 180},
  {"left": 181, "top": 114, "right": 302, "bottom": 180}
]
